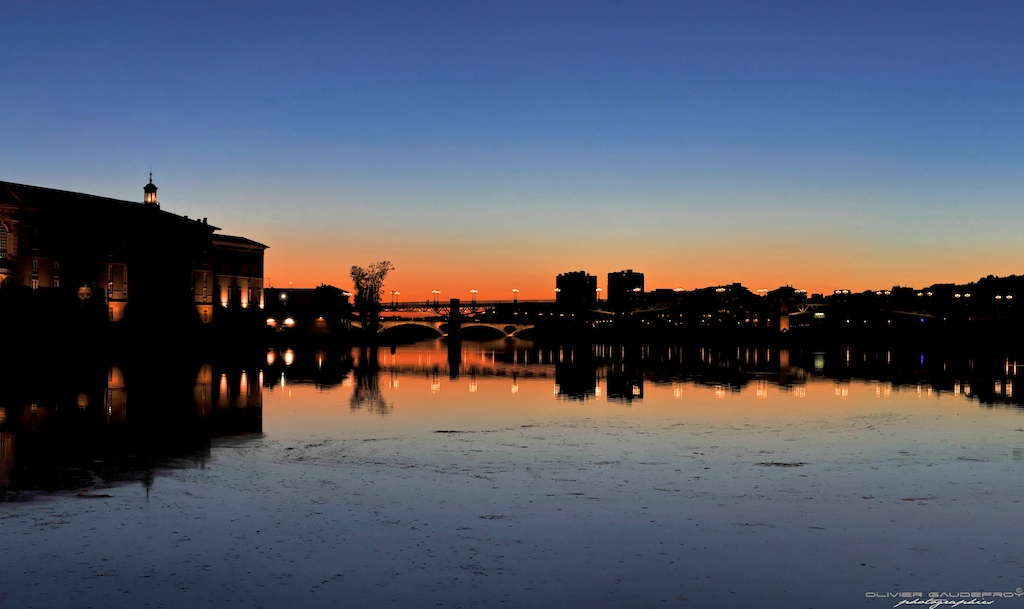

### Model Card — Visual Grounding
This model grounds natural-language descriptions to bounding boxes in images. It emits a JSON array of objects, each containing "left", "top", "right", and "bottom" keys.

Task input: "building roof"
[
  {"left": 0, "top": 181, "right": 222, "bottom": 231},
  {"left": 211, "top": 234, "right": 269, "bottom": 250}
]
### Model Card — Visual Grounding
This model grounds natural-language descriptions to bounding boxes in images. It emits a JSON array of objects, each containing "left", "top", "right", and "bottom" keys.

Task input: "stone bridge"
[{"left": 351, "top": 319, "right": 534, "bottom": 338}]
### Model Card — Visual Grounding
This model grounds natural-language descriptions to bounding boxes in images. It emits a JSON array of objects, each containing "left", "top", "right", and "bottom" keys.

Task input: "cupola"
[{"left": 143, "top": 172, "right": 159, "bottom": 207}]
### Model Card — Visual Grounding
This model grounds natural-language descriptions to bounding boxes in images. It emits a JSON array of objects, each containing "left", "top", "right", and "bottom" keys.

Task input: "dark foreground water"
[{"left": 2, "top": 340, "right": 1024, "bottom": 608}]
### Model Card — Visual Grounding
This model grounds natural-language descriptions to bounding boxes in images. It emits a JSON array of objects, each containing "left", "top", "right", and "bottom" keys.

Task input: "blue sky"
[{"left": 3, "top": 1, "right": 1022, "bottom": 297}]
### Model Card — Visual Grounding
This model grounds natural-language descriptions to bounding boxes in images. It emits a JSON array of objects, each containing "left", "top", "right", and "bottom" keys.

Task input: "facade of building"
[{"left": 0, "top": 178, "right": 266, "bottom": 328}]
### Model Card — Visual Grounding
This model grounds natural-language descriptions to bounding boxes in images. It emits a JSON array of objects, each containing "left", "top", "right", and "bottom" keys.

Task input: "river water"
[{"left": 2, "top": 339, "right": 1023, "bottom": 608}]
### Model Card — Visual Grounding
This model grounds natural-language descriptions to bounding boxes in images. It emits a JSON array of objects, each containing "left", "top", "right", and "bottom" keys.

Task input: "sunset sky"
[{"left": 3, "top": 1, "right": 1022, "bottom": 300}]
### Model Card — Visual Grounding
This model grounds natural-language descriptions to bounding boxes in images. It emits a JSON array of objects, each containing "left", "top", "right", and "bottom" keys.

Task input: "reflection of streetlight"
[
  {"left": 431, "top": 289, "right": 440, "bottom": 305},
  {"left": 470, "top": 288, "right": 478, "bottom": 305},
  {"left": 512, "top": 287, "right": 519, "bottom": 303}
]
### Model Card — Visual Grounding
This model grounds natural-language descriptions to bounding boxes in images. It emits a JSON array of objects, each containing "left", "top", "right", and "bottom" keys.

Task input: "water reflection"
[
  {"left": 351, "top": 346, "right": 390, "bottom": 415},
  {"left": 5, "top": 340, "right": 1022, "bottom": 497},
  {"left": 261, "top": 339, "right": 1024, "bottom": 410},
  {"left": 0, "top": 357, "right": 262, "bottom": 498}
]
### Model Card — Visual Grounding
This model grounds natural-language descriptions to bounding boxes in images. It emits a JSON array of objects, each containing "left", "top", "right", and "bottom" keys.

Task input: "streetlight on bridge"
[
  {"left": 431, "top": 289, "right": 440, "bottom": 305},
  {"left": 512, "top": 287, "right": 519, "bottom": 303},
  {"left": 470, "top": 288, "right": 478, "bottom": 305},
  {"left": 596, "top": 287, "right": 602, "bottom": 301}
]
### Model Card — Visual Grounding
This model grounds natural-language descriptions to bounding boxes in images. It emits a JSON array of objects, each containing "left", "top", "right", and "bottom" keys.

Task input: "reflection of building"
[
  {"left": 607, "top": 269, "right": 645, "bottom": 310},
  {"left": 0, "top": 178, "right": 266, "bottom": 327},
  {"left": 555, "top": 271, "right": 597, "bottom": 309}
]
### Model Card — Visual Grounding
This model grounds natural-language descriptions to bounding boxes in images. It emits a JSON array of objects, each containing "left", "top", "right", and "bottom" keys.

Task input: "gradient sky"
[{"left": 3, "top": 1, "right": 1022, "bottom": 299}]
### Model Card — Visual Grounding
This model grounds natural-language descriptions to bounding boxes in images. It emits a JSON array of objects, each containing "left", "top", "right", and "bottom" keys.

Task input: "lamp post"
[
  {"left": 431, "top": 289, "right": 440, "bottom": 305},
  {"left": 512, "top": 287, "right": 519, "bottom": 303},
  {"left": 596, "top": 287, "right": 602, "bottom": 302},
  {"left": 470, "top": 288, "right": 478, "bottom": 305}
]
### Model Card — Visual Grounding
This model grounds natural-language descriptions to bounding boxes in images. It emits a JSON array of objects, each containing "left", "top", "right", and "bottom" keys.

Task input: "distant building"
[
  {"left": 555, "top": 271, "right": 597, "bottom": 309},
  {"left": 265, "top": 285, "right": 351, "bottom": 334},
  {"left": 607, "top": 269, "right": 645, "bottom": 310},
  {"left": 0, "top": 177, "right": 266, "bottom": 327}
]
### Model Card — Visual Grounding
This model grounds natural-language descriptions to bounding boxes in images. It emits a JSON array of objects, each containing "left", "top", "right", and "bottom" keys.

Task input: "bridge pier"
[
  {"left": 447, "top": 298, "right": 462, "bottom": 378},
  {"left": 447, "top": 298, "right": 462, "bottom": 340}
]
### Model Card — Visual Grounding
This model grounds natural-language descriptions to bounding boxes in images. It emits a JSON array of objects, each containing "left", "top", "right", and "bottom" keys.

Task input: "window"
[
  {"left": 54, "top": 278, "right": 60, "bottom": 288},
  {"left": 0, "top": 224, "right": 7, "bottom": 258},
  {"left": 31, "top": 278, "right": 38, "bottom": 290},
  {"left": 32, "top": 259, "right": 38, "bottom": 271}
]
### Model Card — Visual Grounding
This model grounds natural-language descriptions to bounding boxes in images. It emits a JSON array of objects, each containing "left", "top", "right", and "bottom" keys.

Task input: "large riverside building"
[{"left": 0, "top": 177, "right": 266, "bottom": 327}]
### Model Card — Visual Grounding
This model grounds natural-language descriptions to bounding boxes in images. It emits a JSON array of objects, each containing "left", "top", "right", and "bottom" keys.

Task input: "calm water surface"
[{"left": 3, "top": 339, "right": 1023, "bottom": 608}]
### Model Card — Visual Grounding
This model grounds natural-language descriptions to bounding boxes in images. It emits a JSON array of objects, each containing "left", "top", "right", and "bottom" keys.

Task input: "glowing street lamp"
[
  {"left": 595, "top": 287, "right": 603, "bottom": 301},
  {"left": 512, "top": 287, "right": 519, "bottom": 303},
  {"left": 431, "top": 289, "right": 440, "bottom": 305},
  {"left": 470, "top": 288, "right": 478, "bottom": 305}
]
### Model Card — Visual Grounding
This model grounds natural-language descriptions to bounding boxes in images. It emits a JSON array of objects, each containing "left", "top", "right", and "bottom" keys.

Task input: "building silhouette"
[
  {"left": 555, "top": 271, "right": 597, "bottom": 310},
  {"left": 0, "top": 177, "right": 266, "bottom": 329},
  {"left": 607, "top": 269, "right": 644, "bottom": 310}
]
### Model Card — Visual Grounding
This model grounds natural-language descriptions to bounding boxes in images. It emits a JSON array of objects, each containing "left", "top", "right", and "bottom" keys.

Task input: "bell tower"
[{"left": 143, "top": 172, "right": 159, "bottom": 207}]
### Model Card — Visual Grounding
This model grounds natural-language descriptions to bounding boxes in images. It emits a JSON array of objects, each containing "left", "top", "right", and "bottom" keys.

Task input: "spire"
[{"left": 143, "top": 173, "right": 159, "bottom": 207}]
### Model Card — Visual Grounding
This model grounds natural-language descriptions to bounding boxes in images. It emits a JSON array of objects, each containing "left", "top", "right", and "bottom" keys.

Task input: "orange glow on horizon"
[{"left": 261, "top": 231, "right": 1024, "bottom": 300}]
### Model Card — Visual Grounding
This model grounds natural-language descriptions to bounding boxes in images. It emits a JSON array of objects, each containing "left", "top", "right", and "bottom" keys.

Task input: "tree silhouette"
[{"left": 350, "top": 260, "right": 394, "bottom": 336}]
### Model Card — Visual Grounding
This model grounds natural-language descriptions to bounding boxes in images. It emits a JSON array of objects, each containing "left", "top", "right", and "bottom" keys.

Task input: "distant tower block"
[{"left": 143, "top": 172, "right": 159, "bottom": 207}]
